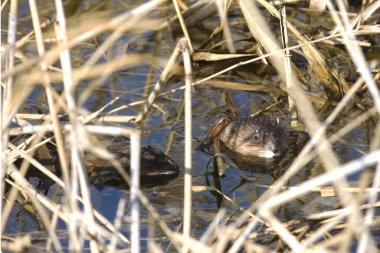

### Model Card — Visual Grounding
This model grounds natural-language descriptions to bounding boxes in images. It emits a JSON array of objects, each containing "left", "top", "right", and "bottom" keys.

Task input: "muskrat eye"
[{"left": 254, "top": 135, "right": 259, "bottom": 141}]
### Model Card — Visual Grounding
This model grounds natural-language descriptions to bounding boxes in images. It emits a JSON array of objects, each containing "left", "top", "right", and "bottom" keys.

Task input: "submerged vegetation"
[{"left": 1, "top": 0, "right": 380, "bottom": 252}]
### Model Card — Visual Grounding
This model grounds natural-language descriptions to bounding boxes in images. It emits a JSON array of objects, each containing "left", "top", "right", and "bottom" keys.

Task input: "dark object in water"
[
  {"left": 13, "top": 137, "right": 179, "bottom": 188},
  {"left": 218, "top": 115, "right": 286, "bottom": 159},
  {"left": 86, "top": 139, "right": 179, "bottom": 187}
]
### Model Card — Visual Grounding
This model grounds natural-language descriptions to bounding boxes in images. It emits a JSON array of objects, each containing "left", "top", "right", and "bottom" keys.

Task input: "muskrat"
[
  {"left": 202, "top": 114, "right": 288, "bottom": 173},
  {"left": 218, "top": 115, "right": 285, "bottom": 159},
  {"left": 85, "top": 138, "right": 179, "bottom": 187},
  {"left": 13, "top": 136, "right": 179, "bottom": 188}
]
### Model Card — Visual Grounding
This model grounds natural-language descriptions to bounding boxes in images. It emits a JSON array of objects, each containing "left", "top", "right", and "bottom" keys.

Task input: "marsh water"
[{"left": 3, "top": 0, "right": 380, "bottom": 251}]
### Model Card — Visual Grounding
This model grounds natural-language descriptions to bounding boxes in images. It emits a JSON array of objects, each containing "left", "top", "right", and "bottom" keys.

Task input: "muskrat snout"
[{"left": 262, "top": 139, "right": 282, "bottom": 158}]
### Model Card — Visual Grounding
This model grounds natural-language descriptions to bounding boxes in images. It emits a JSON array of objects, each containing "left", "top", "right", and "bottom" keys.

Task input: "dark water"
[{"left": 3, "top": 0, "right": 379, "bottom": 251}]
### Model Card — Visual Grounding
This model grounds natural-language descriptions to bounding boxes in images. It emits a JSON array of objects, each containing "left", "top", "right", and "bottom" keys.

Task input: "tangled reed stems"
[{"left": 1, "top": 0, "right": 380, "bottom": 252}]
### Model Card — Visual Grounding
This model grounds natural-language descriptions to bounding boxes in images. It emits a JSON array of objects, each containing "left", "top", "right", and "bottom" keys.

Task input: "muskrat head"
[{"left": 218, "top": 115, "right": 286, "bottom": 159}]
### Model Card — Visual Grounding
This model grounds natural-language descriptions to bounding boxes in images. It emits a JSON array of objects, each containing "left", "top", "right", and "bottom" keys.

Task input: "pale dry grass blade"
[
  {"left": 180, "top": 37, "right": 193, "bottom": 253},
  {"left": 192, "top": 52, "right": 255, "bottom": 61},
  {"left": 215, "top": 0, "right": 235, "bottom": 54},
  {"left": 130, "top": 131, "right": 141, "bottom": 253},
  {"left": 54, "top": 0, "right": 93, "bottom": 250},
  {"left": 357, "top": 130, "right": 380, "bottom": 252},
  {"left": 280, "top": 6, "right": 298, "bottom": 128},
  {"left": 109, "top": 198, "right": 127, "bottom": 252},
  {"left": 195, "top": 209, "right": 226, "bottom": 253},
  {"left": 205, "top": 80, "right": 284, "bottom": 94},
  {"left": 173, "top": 0, "right": 194, "bottom": 53},
  {"left": 1, "top": 1, "right": 18, "bottom": 248},
  {"left": 239, "top": 0, "right": 285, "bottom": 78}
]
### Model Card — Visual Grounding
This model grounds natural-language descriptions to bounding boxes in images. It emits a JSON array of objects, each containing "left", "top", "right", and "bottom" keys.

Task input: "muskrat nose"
[{"left": 262, "top": 141, "right": 281, "bottom": 158}]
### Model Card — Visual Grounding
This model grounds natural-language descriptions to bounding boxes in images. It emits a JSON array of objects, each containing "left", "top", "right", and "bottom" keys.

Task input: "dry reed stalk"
[
  {"left": 303, "top": 216, "right": 345, "bottom": 247},
  {"left": 1, "top": 105, "right": 65, "bottom": 253},
  {"left": 358, "top": 153, "right": 380, "bottom": 252},
  {"left": 280, "top": 7, "right": 298, "bottom": 128},
  {"left": 212, "top": 140, "right": 226, "bottom": 176},
  {"left": 133, "top": 44, "right": 181, "bottom": 122},
  {"left": 1, "top": 1, "right": 17, "bottom": 248},
  {"left": 330, "top": 1, "right": 380, "bottom": 36},
  {"left": 54, "top": 0, "right": 96, "bottom": 251},
  {"left": 227, "top": 216, "right": 261, "bottom": 253},
  {"left": 255, "top": 183, "right": 380, "bottom": 196},
  {"left": 4, "top": 168, "right": 124, "bottom": 244},
  {"left": 260, "top": 150, "right": 380, "bottom": 249},
  {"left": 192, "top": 185, "right": 261, "bottom": 221},
  {"left": 173, "top": 0, "right": 194, "bottom": 53},
  {"left": 1, "top": 124, "right": 58, "bottom": 248},
  {"left": 72, "top": 2, "right": 165, "bottom": 106},
  {"left": 2, "top": 1, "right": 166, "bottom": 82},
  {"left": 215, "top": 0, "right": 235, "bottom": 54},
  {"left": 87, "top": 100, "right": 144, "bottom": 121},
  {"left": 2, "top": 1, "right": 180, "bottom": 252},
  {"left": 327, "top": 2, "right": 379, "bottom": 251},
  {"left": 109, "top": 198, "right": 127, "bottom": 252},
  {"left": 67, "top": 127, "right": 182, "bottom": 251},
  {"left": 165, "top": 100, "right": 185, "bottom": 155},
  {"left": 7, "top": 124, "right": 176, "bottom": 250},
  {"left": 307, "top": 200, "right": 380, "bottom": 221},
  {"left": 191, "top": 52, "right": 256, "bottom": 61},
  {"left": 28, "top": 1, "right": 72, "bottom": 231},
  {"left": 5, "top": 26, "right": 365, "bottom": 105},
  {"left": 187, "top": 29, "right": 365, "bottom": 89},
  {"left": 256, "top": 0, "right": 347, "bottom": 95},
  {"left": 327, "top": 1, "right": 380, "bottom": 113},
  {"left": 3, "top": 0, "right": 17, "bottom": 111},
  {"left": 196, "top": 209, "right": 226, "bottom": 252},
  {"left": 16, "top": 54, "right": 149, "bottom": 93},
  {"left": 4, "top": 177, "right": 63, "bottom": 252},
  {"left": 8, "top": 143, "right": 63, "bottom": 187},
  {"left": 168, "top": 232, "right": 213, "bottom": 253},
  {"left": 180, "top": 37, "right": 193, "bottom": 253},
  {"left": 259, "top": 79, "right": 375, "bottom": 187},
  {"left": 130, "top": 131, "right": 141, "bottom": 253},
  {"left": 7, "top": 146, "right": 130, "bottom": 247},
  {"left": 4, "top": 3, "right": 168, "bottom": 252}
]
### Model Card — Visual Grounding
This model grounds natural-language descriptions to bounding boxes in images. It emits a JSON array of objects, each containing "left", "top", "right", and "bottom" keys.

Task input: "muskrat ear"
[
  {"left": 209, "top": 117, "right": 229, "bottom": 141},
  {"left": 197, "top": 117, "right": 229, "bottom": 152}
]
